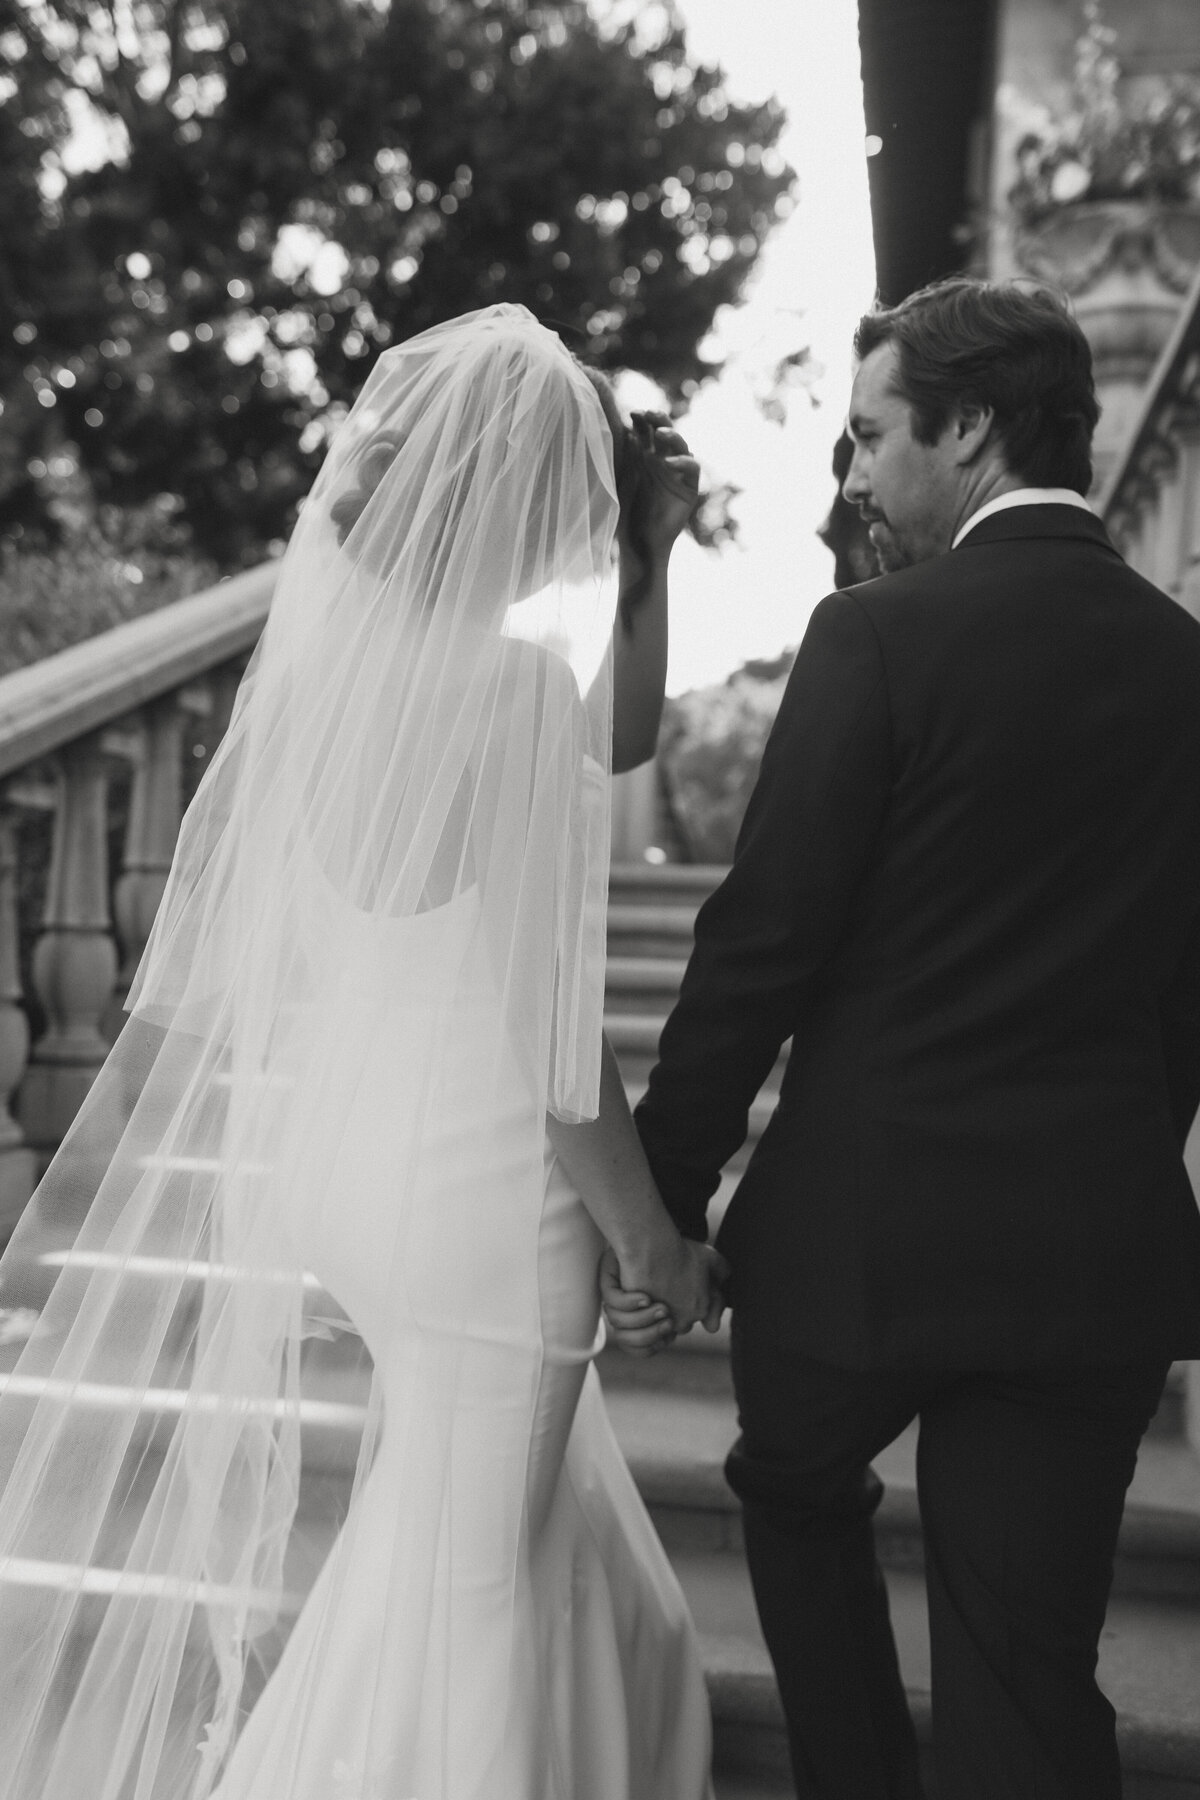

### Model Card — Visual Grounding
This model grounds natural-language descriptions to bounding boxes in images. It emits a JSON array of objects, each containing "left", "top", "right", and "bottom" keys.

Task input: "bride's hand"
[
  {"left": 600, "top": 1240, "right": 728, "bottom": 1356},
  {"left": 625, "top": 412, "right": 701, "bottom": 562}
]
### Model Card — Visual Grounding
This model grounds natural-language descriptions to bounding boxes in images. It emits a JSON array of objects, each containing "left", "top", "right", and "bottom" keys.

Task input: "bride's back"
[{"left": 0, "top": 308, "right": 625, "bottom": 1800}]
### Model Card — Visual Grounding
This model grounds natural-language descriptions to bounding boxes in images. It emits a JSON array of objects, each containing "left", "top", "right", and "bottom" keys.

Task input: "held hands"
[{"left": 599, "top": 1237, "right": 729, "bottom": 1357}]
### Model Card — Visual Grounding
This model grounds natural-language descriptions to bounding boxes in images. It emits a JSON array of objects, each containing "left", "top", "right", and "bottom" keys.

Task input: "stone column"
[
  {"left": 1110, "top": 458, "right": 1166, "bottom": 582},
  {"left": 17, "top": 735, "right": 118, "bottom": 1164},
  {"left": 104, "top": 695, "right": 188, "bottom": 1040},
  {"left": 1142, "top": 437, "right": 1184, "bottom": 598}
]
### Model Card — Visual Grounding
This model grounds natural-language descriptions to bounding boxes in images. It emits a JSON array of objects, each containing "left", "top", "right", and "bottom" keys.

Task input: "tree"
[
  {"left": 0, "top": 0, "right": 793, "bottom": 565},
  {"left": 659, "top": 648, "right": 796, "bottom": 862}
]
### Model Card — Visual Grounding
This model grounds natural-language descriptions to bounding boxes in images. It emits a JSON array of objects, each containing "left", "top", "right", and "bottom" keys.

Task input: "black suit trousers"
[{"left": 726, "top": 1317, "right": 1169, "bottom": 1800}]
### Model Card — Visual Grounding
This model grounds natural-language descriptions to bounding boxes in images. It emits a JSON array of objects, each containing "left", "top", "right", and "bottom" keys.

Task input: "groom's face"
[{"left": 843, "top": 342, "right": 962, "bottom": 572}]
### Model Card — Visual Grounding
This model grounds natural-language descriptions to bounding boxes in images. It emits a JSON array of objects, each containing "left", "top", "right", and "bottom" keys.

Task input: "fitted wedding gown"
[
  {"left": 210, "top": 881, "right": 713, "bottom": 1800},
  {"left": 0, "top": 306, "right": 712, "bottom": 1800}
]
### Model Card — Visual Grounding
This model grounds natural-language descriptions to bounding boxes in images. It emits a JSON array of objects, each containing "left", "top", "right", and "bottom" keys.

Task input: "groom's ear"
[{"left": 950, "top": 397, "right": 996, "bottom": 467}]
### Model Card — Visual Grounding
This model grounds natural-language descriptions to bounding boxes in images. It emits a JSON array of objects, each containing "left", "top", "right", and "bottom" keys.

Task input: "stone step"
[
  {"left": 10, "top": 1457, "right": 1194, "bottom": 1799},
  {"left": 609, "top": 862, "right": 726, "bottom": 905},
  {"left": 607, "top": 902, "right": 702, "bottom": 957},
  {"left": 606, "top": 1012, "right": 672, "bottom": 1058},
  {"left": 685, "top": 1551, "right": 1200, "bottom": 1798},
  {"left": 0, "top": 1358, "right": 369, "bottom": 1477},
  {"left": 597, "top": 1374, "right": 1200, "bottom": 1604},
  {"left": 1, "top": 1298, "right": 1193, "bottom": 1793},
  {"left": 606, "top": 1328, "right": 1196, "bottom": 1447},
  {"left": 604, "top": 954, "right": 689, "bottom": 1012},
  {"left": 605, "top": 862, "right": 720, "bottom": 963}
]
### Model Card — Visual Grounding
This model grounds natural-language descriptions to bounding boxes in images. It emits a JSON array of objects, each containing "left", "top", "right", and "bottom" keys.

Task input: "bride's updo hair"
[
  {"left": 324, "top": 317, "right": 624, "bottom": 617},
  {"left": 330, "top": 431, "right": 406, "bottom": 546}
]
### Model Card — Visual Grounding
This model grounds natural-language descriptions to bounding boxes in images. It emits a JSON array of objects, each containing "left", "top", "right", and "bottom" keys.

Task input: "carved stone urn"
[{"left": 1013, "top": 200, "right": 1200, "bottom": 489}]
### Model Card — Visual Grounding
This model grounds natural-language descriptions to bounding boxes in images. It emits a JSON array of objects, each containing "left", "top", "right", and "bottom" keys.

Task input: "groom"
[{"left": 605, "top": 279, "right": 1200, "bottom": 1799}]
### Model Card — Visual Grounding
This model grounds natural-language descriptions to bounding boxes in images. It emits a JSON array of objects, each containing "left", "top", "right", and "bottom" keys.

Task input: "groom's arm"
[{"left": 634, "top": 590, "right": 891, "bottom": 1240}]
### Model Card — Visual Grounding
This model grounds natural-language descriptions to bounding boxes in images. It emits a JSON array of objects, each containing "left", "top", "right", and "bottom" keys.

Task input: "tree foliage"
[
  {"left": 659, "top": 648, "right": 795, "bottom": 862},
  {"left": 0, "top": 0, "right": 793, "bottom": 565}
]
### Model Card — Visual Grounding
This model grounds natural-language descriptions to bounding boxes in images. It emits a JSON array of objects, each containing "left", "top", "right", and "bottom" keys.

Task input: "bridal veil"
[{"left": 0, "top": 305, "right": 622, "bottom": 1797}]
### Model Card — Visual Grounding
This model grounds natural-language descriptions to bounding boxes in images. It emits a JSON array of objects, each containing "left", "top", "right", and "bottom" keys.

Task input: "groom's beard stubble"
[
  {"left": 864, "top": 510, "right": 955, "bottom": 573},
  {"left": 866, "top": 518, "right": 910, "bottom": 573}
]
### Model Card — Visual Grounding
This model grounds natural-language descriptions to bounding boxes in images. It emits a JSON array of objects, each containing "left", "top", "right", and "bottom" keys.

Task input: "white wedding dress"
[
  {"left": 0, "top": 306, "right": 713, "bottom": 1800},
  {"left": 211, "top": 884, "right": 713, "bottom": 1800}
]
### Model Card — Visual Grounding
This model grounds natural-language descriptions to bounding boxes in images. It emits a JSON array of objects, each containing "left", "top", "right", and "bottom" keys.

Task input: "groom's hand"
[{"left": 599, "top": 1243, "right": 729, "bottom": 1357}]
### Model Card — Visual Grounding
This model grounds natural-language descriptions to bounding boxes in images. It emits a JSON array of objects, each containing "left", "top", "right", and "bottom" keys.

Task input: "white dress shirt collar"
[{"left": 951, "top": 487, "right": 1095, "bottom": 550}]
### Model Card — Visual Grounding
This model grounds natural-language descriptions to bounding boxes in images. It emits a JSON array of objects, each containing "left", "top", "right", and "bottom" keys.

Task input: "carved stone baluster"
[
  {"left": 1175, "top": 416, "right": 1200, "bottom": 624},
  {"left": 0, "top": 806, "right": 35, "bottom": 1234},
  {"left": 1143, "top": 437, "right": 1182, "bottom": 597},
  {"left": 1122, "top": 461, "right": 1165, "bottom": 580},
  {"left": 1124, "top": 510, "right": 1151, "bottom": 580},
  {"left": 17, "top": 735, "right": 118, "bottom": 1164},
  {"left": 104, "top": 694, "right": 189, "bottom": 1040},
  {"left": 1105, "top": 498, "right": 1136, "bottom": 565}
]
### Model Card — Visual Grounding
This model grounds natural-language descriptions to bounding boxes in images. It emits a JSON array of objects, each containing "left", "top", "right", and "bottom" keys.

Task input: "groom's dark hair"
[{"left": 854, "top": 279, "right": 1100, "bottom": 495}]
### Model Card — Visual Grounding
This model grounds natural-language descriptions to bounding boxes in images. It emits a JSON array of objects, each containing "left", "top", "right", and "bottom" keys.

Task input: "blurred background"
[
  {"left": 0, "top": 0, "right": 818, "bottom": 670},
  {"left": 5, "top": 0, "right": 1199, "bottom": 867}
]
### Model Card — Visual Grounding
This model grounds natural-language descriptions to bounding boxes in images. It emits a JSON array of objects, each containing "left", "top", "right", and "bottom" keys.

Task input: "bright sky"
[{"left": 642, "top": 0, "right": 877, "bottom": 692}]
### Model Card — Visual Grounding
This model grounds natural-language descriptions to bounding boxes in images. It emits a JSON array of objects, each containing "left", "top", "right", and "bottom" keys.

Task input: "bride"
[{"left": 0, "top": 305, "right": 723, "bottom": 1799}]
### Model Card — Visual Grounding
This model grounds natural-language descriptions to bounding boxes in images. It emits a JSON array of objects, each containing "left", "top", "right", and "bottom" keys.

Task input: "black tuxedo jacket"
[{"left": 635, "top": 505, "right": 1200, "bottom": 1368}]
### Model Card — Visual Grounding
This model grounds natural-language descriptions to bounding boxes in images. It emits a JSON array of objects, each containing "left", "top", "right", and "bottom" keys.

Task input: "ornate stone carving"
[
  {"left": 1015, "top": 201, "right": 1200, "bottom": 488},
  {"left": 1015, "top": 202, "right": 1200, "bottom": 300}
]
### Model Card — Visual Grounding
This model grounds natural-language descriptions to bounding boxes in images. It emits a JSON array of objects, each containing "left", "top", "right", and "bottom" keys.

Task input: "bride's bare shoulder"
[{"left": 492, "top": 637, "right": 582, "bottom": 715}]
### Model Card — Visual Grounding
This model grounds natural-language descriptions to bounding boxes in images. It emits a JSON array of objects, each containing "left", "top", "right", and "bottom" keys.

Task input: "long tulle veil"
[{"left": 0, "top": 305, "right": 619, "bottom": 1798}]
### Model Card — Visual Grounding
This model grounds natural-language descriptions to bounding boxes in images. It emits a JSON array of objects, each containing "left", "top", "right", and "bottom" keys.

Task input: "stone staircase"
[
  {"left": 601, "top": 860, "right": 1200, "bottom": 1800},
  {"left": 0, "top": 858, "right": 1196, "bottom": 1795}
]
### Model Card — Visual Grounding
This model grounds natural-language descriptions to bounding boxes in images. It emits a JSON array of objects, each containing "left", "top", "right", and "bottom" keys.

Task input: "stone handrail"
[
  {"left": 0, "top": 551, "right": 657, "bottom": 1224},
  {"left": 0, "top": 562, "right": 276, "bottom": 782},
  {"left": 0, "top": 560, "right": 277, "bottom": 1231}
]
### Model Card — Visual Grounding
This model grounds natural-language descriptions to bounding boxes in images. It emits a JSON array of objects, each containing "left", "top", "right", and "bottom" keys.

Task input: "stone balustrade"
[
  {"left": 1100, "top": 257, "right": 1200, "bottom": 618},
  {"left": 0, "top": 562, "right": 276, "bottom": 1232}
]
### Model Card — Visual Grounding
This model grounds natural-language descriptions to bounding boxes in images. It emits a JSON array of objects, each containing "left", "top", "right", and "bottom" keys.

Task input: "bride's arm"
[
  {"left": 609, "top": 417, "right": 700, "bottom": 774},
  {"left": 545, "top": 1032, "right": 722, "bottom": 1335},
  {"left": 610, "top": 544, "right": 670, "bottom": 774}
]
